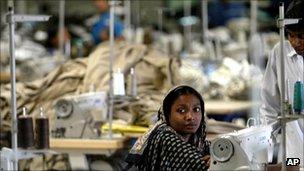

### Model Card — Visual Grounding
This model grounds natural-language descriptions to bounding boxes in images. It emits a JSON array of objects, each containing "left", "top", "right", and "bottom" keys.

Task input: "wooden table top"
[{"left": 205, "top": 100, "right": 259, "bottom": 115}]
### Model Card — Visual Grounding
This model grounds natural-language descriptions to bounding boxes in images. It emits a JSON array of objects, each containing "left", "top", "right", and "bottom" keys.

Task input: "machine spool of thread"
[
  {"left": 127, "top": 68, "right": 137, "bottom": 97},
  {"left": 285, "top": 79, "right": 293, "bottom": 114},
  {"left": 35, "top": 107, "right": 50, "bottom": 149},
  {"left": 293, "top": 81, "right": 304, "bottom": 114},
  {"left": 18, "top": 107, "right": 35, "bottom": 148},
  {"left": 113, "top": 68, "right": 125, "bottom": 96}
]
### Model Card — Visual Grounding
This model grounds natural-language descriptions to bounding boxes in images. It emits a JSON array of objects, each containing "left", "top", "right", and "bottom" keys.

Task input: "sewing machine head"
[
  {"left": 51, "top": 92, "right": 108, "bottom": 138},
  {"left": 210, "top": 124, "right": 277, "bottom": 170}
]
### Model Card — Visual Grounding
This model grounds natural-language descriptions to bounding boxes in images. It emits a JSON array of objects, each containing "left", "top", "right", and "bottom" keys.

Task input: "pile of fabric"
[
  {"left": 1, "top": 40, "right": 245, "bottom": 170},
  {"left": 0, "top": 41, "right": 180, "bottom": 170}
]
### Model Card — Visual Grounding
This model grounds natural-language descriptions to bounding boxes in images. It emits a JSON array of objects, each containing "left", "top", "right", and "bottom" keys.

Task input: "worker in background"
[
  {"left": 208, "top": 0, "right": 246, "bottom": 27},
  {"left": 125, "top": 85, "right": 210, "bottom": 170},
  {"left": 260, "top": 0, "right": 303, "bottom": 168},
  {"left": 91, "top": 0, "right": 124, "bottom": 45}
]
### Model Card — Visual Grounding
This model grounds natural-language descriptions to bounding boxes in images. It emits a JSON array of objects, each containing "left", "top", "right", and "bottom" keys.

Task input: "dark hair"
[
  {"left": 162, "top": 85, "right": 205, "bottom": 125},
  {"left": 285, "top": 0, "right": 304, "bottom": 32}
]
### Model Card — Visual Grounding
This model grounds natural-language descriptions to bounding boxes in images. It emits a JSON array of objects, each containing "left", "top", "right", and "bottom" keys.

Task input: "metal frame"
[
  {"left": 183, "top": 0, "right": 192, "bottom": 52},
  {"left": 3, "top": 6, "right": 50, "bottom": 171},
  {"left": 108, "top": 0, "right": 121, "bottom": 139},
  {"left": 124, "top": 0, "right": 131, "bottom": 43},
  {"left": 201, "top": 0, "right": 208, "bottom": 44},
  {"left": 277, "top": 3, "right": 300, "bottom": 171},
  {"left": 250, "top": 0, "right": 257, "bottom": 38},
  {"left": 58, "top": 0, "right": 66, "bottom": 58}
]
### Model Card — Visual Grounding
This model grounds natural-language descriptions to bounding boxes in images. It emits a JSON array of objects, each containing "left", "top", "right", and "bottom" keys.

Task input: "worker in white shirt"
[{"left": 260, "top": 0, "right": 304, "bottom": 168}]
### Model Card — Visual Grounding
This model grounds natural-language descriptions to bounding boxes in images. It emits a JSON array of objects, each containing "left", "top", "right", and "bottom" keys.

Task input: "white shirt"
[{"left": 260, "top": 41, "right": 304, "bottom": 167}]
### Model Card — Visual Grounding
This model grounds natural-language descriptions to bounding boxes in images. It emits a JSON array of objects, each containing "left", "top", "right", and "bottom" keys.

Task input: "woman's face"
[
  {"left": 169, "top": 94, "right": 202, "bottom": 136},
  {"left": 288, "top": 31, "right": 304, "bottom": 56}
]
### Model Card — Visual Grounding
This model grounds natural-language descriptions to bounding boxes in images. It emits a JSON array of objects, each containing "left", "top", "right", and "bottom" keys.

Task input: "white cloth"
[{"left": 260, "top": 41, "right": 304, "bottom": 167}]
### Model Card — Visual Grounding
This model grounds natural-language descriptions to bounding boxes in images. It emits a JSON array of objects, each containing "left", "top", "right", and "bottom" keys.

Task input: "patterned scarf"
[{"left": 126, "top": 100, "right": 210, "bottom": 170}]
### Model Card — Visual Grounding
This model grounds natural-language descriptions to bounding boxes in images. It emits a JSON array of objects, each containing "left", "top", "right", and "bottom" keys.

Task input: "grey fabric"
[{"left": 0, "top": 41, "right": 180, "bottom": 170}]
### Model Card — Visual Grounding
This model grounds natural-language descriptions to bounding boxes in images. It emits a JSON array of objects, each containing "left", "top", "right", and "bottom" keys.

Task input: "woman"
[{"left": 125, "top": 85, "right": 211, "bottom": 170}]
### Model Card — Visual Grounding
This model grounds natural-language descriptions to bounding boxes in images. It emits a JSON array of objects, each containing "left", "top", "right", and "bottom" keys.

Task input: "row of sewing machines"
[{"left": 51, "top": 92, "right": 302, "bottom": 170}]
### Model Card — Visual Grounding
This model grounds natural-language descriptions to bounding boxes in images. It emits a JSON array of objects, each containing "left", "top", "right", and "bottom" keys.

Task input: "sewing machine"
[
  {"left": 52, "top": 92, "right": 108, "bottom": 138},
  {"left": 210, "top": 123, "right": 279, "bottom": 170}
]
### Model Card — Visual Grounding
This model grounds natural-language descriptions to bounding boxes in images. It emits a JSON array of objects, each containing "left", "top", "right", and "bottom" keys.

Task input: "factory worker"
[
  {"left": 91, "top": 0, "right": 124, "bottom": 44},
  {"left": 125, "top": 85, "right": 210, "bottom": 170},
  {"left": 260, "top": 0, "right": 304, "bottom": 167}
]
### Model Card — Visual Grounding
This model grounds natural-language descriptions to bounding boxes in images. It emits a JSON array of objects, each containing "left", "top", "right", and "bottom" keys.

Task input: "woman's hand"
[{"left": 202, "top": 155, "right": 211, "bottom": 168}]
